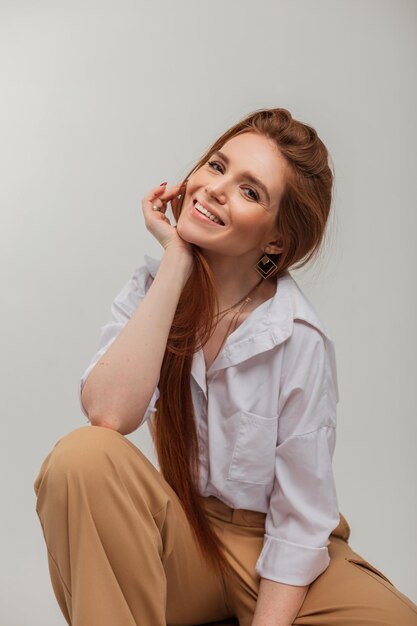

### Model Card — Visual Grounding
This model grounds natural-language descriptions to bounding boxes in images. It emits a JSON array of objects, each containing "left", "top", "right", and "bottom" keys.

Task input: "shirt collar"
[{"left": 144, "top": 254, "right": 333, "bottom": 388}]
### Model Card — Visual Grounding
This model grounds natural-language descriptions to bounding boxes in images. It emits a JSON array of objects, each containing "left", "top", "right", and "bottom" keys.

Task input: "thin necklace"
[
  {"left": 206, "top": 277, "right": 265, "bottom": 369},
  {"left": 214, "top": 276, "right": 265, "bottom": 318}
]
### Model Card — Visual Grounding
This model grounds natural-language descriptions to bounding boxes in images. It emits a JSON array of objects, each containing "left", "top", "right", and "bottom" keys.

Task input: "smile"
[{"left": 190, "top": 201, "right": 225, "bottom": 226}]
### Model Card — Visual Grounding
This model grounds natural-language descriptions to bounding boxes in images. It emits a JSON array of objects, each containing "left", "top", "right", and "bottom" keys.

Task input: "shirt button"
[{"left": 199, "top": 443, "right": 205, "bottom": 453}]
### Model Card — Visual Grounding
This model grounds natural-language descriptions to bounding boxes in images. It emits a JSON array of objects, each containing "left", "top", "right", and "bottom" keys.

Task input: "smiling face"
[{"left": 176, "top": 131, "right": 288, "bottom": 267}]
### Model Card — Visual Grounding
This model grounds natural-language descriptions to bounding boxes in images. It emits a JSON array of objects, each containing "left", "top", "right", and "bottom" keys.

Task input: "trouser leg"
[
  {"left": 33, "top": 425, "right": 232, "bottom": 626},
  {"left": 293, "top": 532, "right": 417, "bottom": 626}
]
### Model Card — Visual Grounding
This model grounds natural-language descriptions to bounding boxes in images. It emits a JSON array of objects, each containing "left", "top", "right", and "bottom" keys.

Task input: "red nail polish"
[{"left": 160, "top": 181, "right": 167, "bottom": 186}]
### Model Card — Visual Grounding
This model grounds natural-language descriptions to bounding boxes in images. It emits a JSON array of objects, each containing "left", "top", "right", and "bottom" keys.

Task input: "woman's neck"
[
  {"left": 199, "top": 248, "right": 278, "bottom": 314},
  {"left": 215, "top": 276, "right": 277, "bottom": 314}
]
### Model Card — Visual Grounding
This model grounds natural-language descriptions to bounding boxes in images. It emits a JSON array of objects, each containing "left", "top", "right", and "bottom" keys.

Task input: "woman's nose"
[{"left": 205, "top": 183, "right": 227, "bottom": 203}]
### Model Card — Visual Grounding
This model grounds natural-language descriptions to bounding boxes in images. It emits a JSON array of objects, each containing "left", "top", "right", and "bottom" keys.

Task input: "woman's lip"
[{"left": 189, "top": 202, "right": 224, "bottom": 227}]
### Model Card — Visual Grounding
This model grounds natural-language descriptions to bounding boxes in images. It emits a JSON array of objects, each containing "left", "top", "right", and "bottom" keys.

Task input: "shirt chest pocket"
[{"left": 227, "top": 411, "right": 278, "bottom": 485}]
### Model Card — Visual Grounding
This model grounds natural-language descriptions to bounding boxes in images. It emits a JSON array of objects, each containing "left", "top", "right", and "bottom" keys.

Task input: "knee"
[
  {"left": 57, "top": 423, "right": 126, "bottom": 466},
  {"left": 36, "top": 425, "right": 127, "bottom": 486}
]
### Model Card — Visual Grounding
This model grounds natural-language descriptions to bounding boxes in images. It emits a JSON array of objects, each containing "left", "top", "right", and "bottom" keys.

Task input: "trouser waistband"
[
  {"left": 202, "top": 495, "right": 351, "bottom": 541},
  {"left": 202, "top": 495, "right": 267, "bottom": 528}
]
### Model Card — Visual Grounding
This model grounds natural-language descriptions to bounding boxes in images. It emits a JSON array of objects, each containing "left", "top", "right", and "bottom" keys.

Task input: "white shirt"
[{"left": 80, "top": 254, "right": 341, "bottom": 586}]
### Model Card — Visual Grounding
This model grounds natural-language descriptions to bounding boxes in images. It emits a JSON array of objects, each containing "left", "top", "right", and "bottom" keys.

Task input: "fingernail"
[{"left": 160, "top": 181, "right": 167, "bottom": 186}]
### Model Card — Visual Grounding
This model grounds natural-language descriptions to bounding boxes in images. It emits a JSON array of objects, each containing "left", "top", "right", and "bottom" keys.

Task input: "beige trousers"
[{"left": 33, "top": 425, "right": 417, "bottom": 626}]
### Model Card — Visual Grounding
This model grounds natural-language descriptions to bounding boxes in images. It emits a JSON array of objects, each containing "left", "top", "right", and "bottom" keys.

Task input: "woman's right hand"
[{"left": 142, "top": 181, "right": 193, "bottom": 258}]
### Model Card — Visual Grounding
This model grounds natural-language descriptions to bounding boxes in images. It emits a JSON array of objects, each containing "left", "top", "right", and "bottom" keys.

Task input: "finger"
[
  {"left": 144, "top": 181, "right": 187, "bottom": 212},
  {"left": 144, "top": 191, "right": 169, "bottom": 215},
  {"left": 158, "top": 181, "right": 188, "bottom": 201},
  {"left": 170, "top": 192, "right": 183, "bottom": 212},
  {"left": 165, "top": 183, "right": 188, "bottom": 213},
  {"left": 171, "top": 184, "right": 188, "bottom": 209},
  {"left": 150, "top": 200, "right": 165, "bottom": 213},
  {"left": 143, "top": 184, "right": 169, "bottom": 202}
]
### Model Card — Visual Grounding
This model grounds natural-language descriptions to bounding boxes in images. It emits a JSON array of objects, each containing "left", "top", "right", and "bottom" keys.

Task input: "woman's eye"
[
  {"left": 207, "top": 160, "right": 259, "bottom": 201},
  {"left": 244, "top": 188, "right": 259, "bottom": 201},
  {"left": 207, "top": 160, "right": 223, "bottom": 172}
]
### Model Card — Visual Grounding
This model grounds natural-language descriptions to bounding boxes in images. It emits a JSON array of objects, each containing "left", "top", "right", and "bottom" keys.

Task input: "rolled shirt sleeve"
[
  {"left": 255, "top": 321, "right": 341, "bottom": 585},
  {"left": 79, "top": 262, "right": 160, "bottom": 424}
]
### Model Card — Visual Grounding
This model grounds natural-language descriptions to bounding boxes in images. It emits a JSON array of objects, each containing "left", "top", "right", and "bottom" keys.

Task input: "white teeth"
[{"left": 195, "top": 201, "right": 223, "bottom": 224}]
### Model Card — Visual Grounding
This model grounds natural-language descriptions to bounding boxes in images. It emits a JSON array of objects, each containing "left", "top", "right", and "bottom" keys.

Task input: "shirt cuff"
[{"left": 255, "top": 533, "right": 330, "bottom": 585}]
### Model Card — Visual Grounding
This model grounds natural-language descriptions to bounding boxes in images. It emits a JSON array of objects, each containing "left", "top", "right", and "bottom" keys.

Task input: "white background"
[{"left": 1, "top": 0, "right": 416, "bottom": 623}]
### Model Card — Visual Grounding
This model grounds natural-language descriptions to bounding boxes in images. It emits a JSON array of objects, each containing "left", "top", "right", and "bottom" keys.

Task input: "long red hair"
[{"left": 153, "top": 108, "right": 335, "bottom": 578}]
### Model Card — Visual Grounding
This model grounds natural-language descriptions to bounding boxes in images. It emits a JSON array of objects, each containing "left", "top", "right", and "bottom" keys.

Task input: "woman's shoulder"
[
  {"left": 279, "top": 271, "right": 334, "bottom": 344},
  {"left": 122, "top": 254, "right": 160, "bottom": 297},
  {"left": 108, "top": 255, "right": 159, "bottom": 318},
  {"left": 143, "top": 253, "right": 161, "bottom": 279},
  {"left": 277, "top": 273, "right": 339, "bottom": 403},
  {"left": 137, "top": 256, "right": 335, "bottom": 349}
]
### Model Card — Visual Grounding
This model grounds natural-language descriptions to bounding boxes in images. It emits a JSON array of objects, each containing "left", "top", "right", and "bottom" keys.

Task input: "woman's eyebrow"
[{"left": 211, "top": 150, "right": 271, "bottom": 204}]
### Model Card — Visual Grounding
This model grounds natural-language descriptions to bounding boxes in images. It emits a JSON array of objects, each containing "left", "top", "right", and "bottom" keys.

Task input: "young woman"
[{"left": 34, "top": 108, "right": 417, "bottom": 626}]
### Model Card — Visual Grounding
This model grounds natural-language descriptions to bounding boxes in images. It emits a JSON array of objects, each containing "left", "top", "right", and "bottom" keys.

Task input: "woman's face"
[{"left": 176, "top": 131, "right": 288, "bottom": 261}]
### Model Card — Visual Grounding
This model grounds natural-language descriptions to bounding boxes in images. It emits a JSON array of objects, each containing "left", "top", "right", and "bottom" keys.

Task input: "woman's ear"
[{"left": 265, "top": 234, "right": 284, "bottom": 255}]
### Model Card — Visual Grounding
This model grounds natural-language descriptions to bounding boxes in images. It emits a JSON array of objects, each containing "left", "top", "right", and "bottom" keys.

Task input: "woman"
[{"left": 34, "top": 108, "right": 417, "bottom": 626}]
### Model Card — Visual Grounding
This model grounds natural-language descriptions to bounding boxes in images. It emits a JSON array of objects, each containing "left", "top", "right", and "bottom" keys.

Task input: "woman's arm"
[
  {"left": 81, "top": 247, "right": 193, "bottom": 434},
  {"left": 252, "top": 579, "right": 309, "bottom": 626},
  {"left": 254, "top": 322, "right": 340, "bottom": 587}
]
